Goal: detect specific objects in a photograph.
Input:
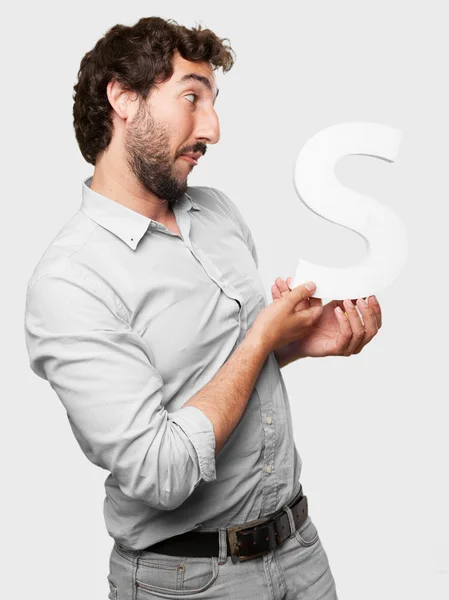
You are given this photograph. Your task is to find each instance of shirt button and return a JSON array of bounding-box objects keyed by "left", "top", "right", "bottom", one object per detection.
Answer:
[
  {"left": 150, "top": 222, "right": 157, "bottom": 228},
  {"left": 266, "top": 416, "right": 272, "bottom": 424},
  {"left": 265, "top": 464, "right": 272, "bottom": 473}
]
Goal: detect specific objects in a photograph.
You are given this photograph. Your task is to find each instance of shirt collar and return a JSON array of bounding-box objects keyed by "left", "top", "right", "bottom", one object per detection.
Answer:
[{"left": 80, "top": 176, "right": 201, "bottom": 251}]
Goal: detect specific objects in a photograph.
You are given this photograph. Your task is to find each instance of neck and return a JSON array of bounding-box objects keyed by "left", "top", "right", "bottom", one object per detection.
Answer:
[{"left": 90, "top": 163, "right": 171, "bottom": 222}]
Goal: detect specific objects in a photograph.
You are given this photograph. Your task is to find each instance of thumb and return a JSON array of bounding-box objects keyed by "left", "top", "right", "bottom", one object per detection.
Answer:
[{"left": 287, "top": 281, "right": 316, "bottom": 305}]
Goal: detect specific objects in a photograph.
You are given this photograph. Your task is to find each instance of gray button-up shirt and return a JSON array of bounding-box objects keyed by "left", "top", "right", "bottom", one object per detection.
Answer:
[{"left": 24, "top": 177, "right": 302, "bottom": 550}]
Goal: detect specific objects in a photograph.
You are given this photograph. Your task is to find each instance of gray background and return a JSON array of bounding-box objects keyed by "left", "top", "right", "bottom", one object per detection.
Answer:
[{"left": 3, "top": 1, "right": 447, "bottom": 598}]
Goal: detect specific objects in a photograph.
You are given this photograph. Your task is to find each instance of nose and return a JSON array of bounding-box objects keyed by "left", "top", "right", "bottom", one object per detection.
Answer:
[{"left": 195, "top": 106, "right": 220, "bottom": 145}]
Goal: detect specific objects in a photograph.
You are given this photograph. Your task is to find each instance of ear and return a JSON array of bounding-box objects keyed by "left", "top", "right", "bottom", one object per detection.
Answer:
[{"left": 106, "top": 79, "right": 139, "bottom": 121}]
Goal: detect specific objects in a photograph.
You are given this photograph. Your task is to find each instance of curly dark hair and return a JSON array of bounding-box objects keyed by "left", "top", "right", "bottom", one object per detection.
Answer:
[{"left": 72, "top": 16, "right": 235, "bottom": 165}]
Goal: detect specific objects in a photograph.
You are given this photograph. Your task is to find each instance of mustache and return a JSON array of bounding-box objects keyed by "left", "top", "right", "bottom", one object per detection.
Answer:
[{"left": 179, "top": 143, "right": 207, "bottom": 157}]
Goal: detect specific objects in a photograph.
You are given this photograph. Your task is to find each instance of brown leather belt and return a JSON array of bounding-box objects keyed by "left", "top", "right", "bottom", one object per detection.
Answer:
[{"left": 142, "top": 486, "right": 308, "bottom": 563}]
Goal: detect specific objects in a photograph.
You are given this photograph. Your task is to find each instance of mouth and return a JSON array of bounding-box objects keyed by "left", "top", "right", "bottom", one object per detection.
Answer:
[
  {"left": 178, "top": 154, "right": 200, "bottom": 165},
  {"left": 179, "top": 155, "right": 198, "bottom": 165}
]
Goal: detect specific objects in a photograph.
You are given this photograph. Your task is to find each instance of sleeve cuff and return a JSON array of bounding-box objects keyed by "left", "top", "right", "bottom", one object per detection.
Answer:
[{"left": 169, "top": 406, "right": 217, "bottom": 482}]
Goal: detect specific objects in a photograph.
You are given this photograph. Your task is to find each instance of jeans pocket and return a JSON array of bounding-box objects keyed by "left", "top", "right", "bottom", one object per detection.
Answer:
[
  {"left": 135, "top": 550, "right": 219, "bottom": 598},
  {"left": 107, "top": 576, "right": 118, "bottom": 599},
  {"left": 294, "top": 515, "right": 320, "bottom": 547}
]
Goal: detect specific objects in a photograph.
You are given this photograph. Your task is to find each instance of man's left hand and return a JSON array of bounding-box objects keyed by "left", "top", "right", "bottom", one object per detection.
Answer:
[{"left": 271, "top": 276, "right": 382, "bottom": 359}]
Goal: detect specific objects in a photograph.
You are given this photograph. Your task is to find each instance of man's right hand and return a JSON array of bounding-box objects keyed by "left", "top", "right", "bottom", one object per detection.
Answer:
[{"left": 247, "top": 281, "right": 323, "bottom": 354}]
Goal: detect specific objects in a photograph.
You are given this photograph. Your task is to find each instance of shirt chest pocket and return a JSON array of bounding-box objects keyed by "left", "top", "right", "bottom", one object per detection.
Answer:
[
  {"left": 233, "top": 260, "right": 266, "bottom": 318},
  {"left": 214, "top": 230, "right": 267, "bottom": 326}
]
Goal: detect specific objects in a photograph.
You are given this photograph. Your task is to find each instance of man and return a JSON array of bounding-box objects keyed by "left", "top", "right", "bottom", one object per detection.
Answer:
[{"left": 24, "top": 16, "right": 381, "bottom": 599}]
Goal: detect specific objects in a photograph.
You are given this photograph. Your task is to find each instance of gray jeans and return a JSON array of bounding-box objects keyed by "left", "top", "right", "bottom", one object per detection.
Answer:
[{"left": 107, "top": 508, "right": 339, "bottom": 599}]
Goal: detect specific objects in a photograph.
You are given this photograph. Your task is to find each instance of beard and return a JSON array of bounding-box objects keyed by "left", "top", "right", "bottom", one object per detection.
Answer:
[{"left": 124, "top": 101, "right": 189, "bottom": 207}]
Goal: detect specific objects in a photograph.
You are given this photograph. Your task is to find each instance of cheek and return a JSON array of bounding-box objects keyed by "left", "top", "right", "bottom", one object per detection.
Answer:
[
  {"left": 156, "top": 105, "right": 194, "bottom": 149},
  {"left": 174, "top": 122, "right": 195, "bottom": 149}
]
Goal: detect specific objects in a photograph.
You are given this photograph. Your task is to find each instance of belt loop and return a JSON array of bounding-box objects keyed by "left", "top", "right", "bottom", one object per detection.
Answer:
[
  {"left": 281, "top": 504, "right": 296, "bottom": 538},
  {"left": 290, "top": 484, "right": 303, "bottom": 507},
  {"left": 218, "top": 528, "right": 228, "bottom": 565}
]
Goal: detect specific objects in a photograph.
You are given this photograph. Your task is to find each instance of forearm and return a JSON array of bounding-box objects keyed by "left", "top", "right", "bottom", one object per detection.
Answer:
[{"left": 183, "top": 330, "right": 270, "bottom": 456}]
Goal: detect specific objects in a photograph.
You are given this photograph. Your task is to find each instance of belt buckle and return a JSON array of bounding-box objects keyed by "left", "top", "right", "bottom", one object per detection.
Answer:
[{"left": 227, "top": 517, "right": 277, "bottom": 564}]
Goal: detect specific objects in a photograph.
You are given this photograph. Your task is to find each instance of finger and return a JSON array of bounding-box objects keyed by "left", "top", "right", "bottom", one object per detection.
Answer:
[
  {"left": 295, "top": 295, "right": 322, "bottom": 313},
  {"left": 275, "top": 277, "right": 290, "bottom": 294},
  {"left": 334, "top": 299, "right": 349, "bottom": 318},
  {"left": 342, "top": 298, "right": 366, "bottom": 355},
  {"left": 294, "top": 298, "right": 312, "bottom": 312},
  {"left": 334, "top": 306, "right": 353, "bottom": 352},
  {"left": 289, "top": 281, "right": 317, "bottom": 306},
  {"left": 352, "top": 297, "right": 379, "bottom": 354},
  {"left": 368, "top": 295, "right": 382, "bottom": 329},
  {"left": 298, "top": 303, "right": 323, "bottom": 323},
  {"left": 348, "top": 298, "right": 358, "bottom": 318},
  {"left": 271, "top": 283, "right": 282, "bottom": 301}
]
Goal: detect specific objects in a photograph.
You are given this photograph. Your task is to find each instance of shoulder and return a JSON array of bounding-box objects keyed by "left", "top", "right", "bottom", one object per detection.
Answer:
[
  {"left": 186, "top": 185, "right": 228, "bottom": 208},
  {"left": 26, "top": 212, "right": 98, "bottom": 290},
  {"left": 25, "top": 254, "right": 129, "bottom": 323},
  {"left": 186, "top": 186, "right": 258, "bottom": 266},
  {"left": 186, "top": 186, "right": 244, "bottom": 226}
]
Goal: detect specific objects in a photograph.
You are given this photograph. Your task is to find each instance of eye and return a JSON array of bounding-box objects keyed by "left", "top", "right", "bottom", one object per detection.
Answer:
[{"left": 185, "top": 93, "right": 198, "bottom": 104}]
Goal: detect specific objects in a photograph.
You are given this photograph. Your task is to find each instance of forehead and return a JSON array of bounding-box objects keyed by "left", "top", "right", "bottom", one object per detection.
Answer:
[
  {"left": 171, "top": 50, "right": 214, "bottom": 78},
  {"left": 168, "top": 51, "right": 217, "bottom": 95}
]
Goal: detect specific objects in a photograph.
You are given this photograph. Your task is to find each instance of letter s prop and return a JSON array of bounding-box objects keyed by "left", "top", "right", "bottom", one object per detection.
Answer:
[{"left": 291, "top": 122, "right": 408, "bottom": 300}]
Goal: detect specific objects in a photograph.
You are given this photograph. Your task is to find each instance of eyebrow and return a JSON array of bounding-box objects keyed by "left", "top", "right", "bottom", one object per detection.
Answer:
[{"left": 177, "top": 73, "right": 220, "bottom": 101}]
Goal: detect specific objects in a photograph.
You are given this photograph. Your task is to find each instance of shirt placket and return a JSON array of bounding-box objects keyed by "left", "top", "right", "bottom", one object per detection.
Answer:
[
  {"left": 174, "top": 201, "right": 248, "bottom": 342},
  {"left": 256, "top": 355, "right": 278, "bottom": 517},
  {"left": 164, "top": 200, "right": 277, "bottom": 517}
]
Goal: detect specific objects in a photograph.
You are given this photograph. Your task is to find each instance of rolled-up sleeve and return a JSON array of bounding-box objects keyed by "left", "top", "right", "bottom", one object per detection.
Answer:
[
  {"left": 24, "top": 263, "right": 216, "bottom": 511},
  {"left": 168, "top": 407, "right": 216, "bottom": 482}
]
